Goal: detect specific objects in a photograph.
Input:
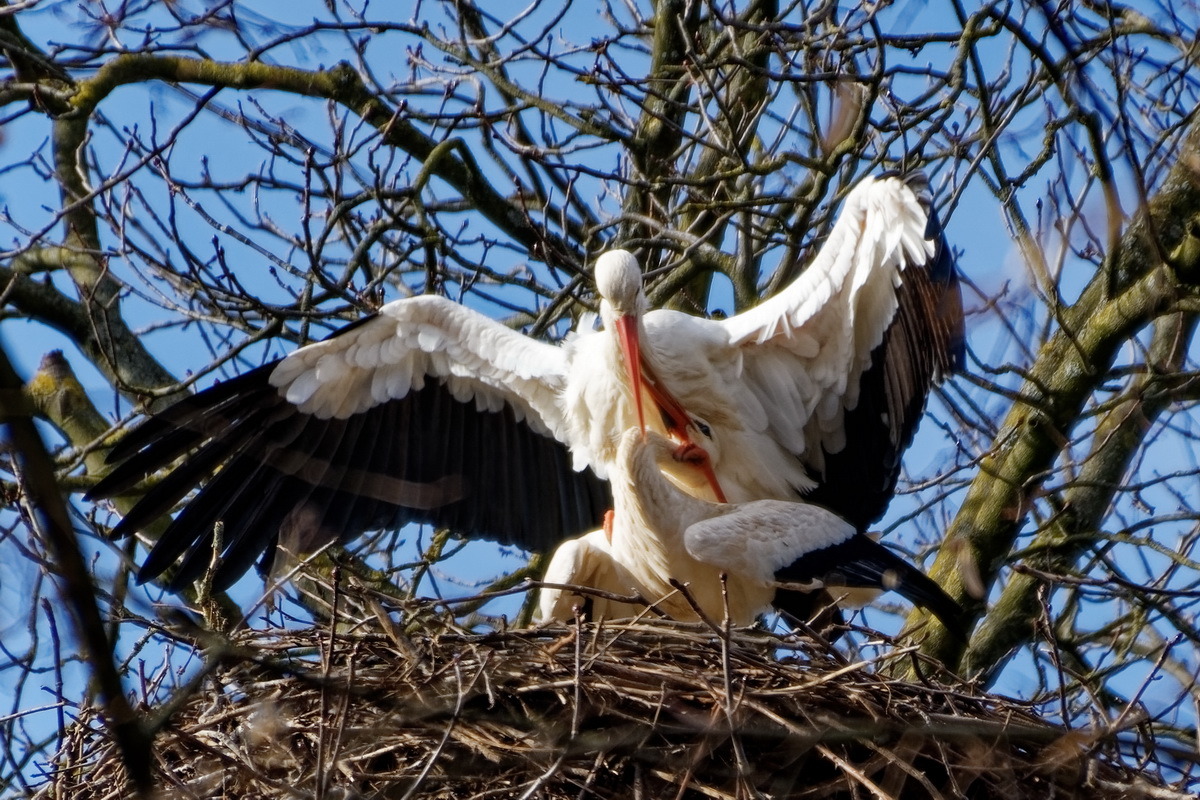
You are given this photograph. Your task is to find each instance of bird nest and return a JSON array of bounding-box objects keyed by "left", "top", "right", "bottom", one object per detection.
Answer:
[{"left": 36, "top": 600, "right": 1176, "bottom": 800}]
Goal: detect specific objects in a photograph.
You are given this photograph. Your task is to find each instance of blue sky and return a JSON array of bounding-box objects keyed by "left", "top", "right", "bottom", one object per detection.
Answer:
[{"left": 2, "top": 0, "right": 1198, "bottom": 786}]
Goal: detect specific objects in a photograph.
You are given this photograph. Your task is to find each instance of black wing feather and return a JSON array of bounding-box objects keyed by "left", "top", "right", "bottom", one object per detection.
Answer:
[
  {"left": 773, "top": 534, "right": 967, "bottom": 639},
  {"left": 804, "top": 173, "right": 964, "bottom": 528},
  {"left": 89, "top": 354, "right": 611, "bottom": 591},
  {"left": 102, "top": 366, "right": 277, "bottom": 467}
]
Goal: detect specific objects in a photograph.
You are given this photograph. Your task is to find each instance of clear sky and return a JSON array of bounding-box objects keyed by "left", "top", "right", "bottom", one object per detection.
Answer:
[{"left": 2, "top": 1, "right": 1197, "bottom": 787}]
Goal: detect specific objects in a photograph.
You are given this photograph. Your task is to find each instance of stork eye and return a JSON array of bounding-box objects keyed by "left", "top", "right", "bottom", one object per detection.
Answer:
[{"left": 693, "top": 420, "right": 712, "bottom": 438}]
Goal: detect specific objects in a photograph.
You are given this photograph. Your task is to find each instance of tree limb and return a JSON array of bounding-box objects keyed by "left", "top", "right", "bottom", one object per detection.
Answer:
[
  {"left": 70, "top": 55, "right": 586, "bottom": 271},
  {"left": 907, "top": 119, "right": 1200, "bottom": 671},
  {"left": 0, "top": 343, "right": 153, "bottom": 794}
]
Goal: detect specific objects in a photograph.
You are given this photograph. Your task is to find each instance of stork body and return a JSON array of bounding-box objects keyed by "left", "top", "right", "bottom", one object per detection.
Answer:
[
  {"left": 89, "top": 173, "right": 961, "bottom": 592},
  {"left": 604, "top": 430, "right": 774, "bottom": 623},
  {"left": 539, "top": 529, "right": 647, "bottom": 622},
  {"left": 539, "top": 430, "right": 967, "bottom": 636}
]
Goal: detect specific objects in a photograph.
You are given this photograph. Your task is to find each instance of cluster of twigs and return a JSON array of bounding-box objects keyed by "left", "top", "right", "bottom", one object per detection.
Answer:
[{"left": 34, "top": 592, "right": 1183, "bottom": 800}]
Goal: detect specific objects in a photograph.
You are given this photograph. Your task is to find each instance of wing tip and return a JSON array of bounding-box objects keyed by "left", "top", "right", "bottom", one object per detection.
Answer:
[
  {"left": 886, "top": 560, "right": 970, "bottom": 641},
  {"left": 773, "top": 533, "right": 969, "bottom": 640},
  {"left": 897, "top": 170, "right": 967, "bottom": 378}
]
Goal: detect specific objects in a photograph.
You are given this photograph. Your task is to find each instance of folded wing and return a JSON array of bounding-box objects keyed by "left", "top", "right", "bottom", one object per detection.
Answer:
[{"left": 684, "top": 498, "right": 966, "bottom": 638}]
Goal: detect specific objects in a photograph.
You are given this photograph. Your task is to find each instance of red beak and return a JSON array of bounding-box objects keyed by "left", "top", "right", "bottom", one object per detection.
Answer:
[
  {"left": 674, "top": 443, "right": 728, "bottom": 504},
  {"left": 613, "top": 313, "right": 728, "bottom": 503},
  {"left": 613, "top": 314, "right": 647, "bottom": 435}
]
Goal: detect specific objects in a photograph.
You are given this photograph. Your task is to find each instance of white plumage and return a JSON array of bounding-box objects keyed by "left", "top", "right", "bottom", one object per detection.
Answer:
[
  {"left": 539, "top": 429, "right": 966, "bottom": 635},
  {"left": 539, "top": 529, "right": 647, "bottom": 622},
  {"left": 91, "top": 173, "right": 961, "bottom": 600},
  {"left": 264, "top": 174, "right": 945, "bottom": 499},
  {"left": 540, "top": 429, "right": 813, "bottom": 624},
  {"left": 581, "top": 175, "right": 947, "bottom": 505}
]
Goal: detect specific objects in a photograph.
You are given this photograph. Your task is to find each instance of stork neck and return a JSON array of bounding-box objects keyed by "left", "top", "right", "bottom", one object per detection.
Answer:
[
  {"left": 620, "top": 440, "right": 712, "bottom": 533},
  {"left": 606, "top": 440, "right": 699, "bottom": 600}
]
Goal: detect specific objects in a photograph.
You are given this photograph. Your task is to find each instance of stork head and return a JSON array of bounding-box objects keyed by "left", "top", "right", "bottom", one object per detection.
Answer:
[
  {"left": 594, "top": 249, "right": 647, "bottom": 318},
  {"left": 620, "top": 424, "right": 727, "bottom": 503},
  {"left": 617, "top": 427, "right": 673, "bottom": 486},
  {"left": 595, "top": 250, "right": 729, "bottom": 503},
  {"left": 595, "top": 250, "right": 649, "bottom": 432},
  {"left": 663, "top": 415, "right": 727, "bottom": 501},
  {"left": 619, "top": 425, "right": 669, "bottom": 461}
]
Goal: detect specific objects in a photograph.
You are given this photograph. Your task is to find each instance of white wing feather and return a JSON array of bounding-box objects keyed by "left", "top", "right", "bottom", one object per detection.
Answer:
[
  {"left": 269, "top": 295, "right": 570, "bottom": 440},
  {"left": 720, "top": 175, "right": 935, "bottom": 465},
  {"left": 684, "top": 499, "right": 856, "bottom": 586}
]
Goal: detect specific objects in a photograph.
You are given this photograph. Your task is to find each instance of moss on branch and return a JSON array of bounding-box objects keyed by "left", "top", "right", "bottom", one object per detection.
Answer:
[
  {"left": 0, "top": 260, "right": 179, "bottom": 405},
  {"left": 961, "top": 312, "right": 1197, "bottom": 680},
  {"left": 25, "top": 350, "right": 113, "bottom": 477},
  {"left": 906, "top": 120, "right": 1200, "bottom": 672}
]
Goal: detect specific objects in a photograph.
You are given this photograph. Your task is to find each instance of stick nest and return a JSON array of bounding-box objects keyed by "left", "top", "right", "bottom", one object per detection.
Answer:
[{"left": 38, "top": 609, "right": 1177, "bottom": 799}]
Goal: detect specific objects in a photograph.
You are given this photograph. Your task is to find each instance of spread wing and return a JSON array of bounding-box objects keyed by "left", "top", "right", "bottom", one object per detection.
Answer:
[
  {"left": 88, "top": 295, "right": 610, "bottom": 591},
  {"left": 721, "top": 173, "right": 964, "bottom": 525}
]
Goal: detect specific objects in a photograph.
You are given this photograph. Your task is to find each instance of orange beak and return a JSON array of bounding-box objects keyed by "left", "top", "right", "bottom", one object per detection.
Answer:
[
  {"left": 674, "top": 443, "right": 728, "bottom": 504},
  {"left": 613, "top": 314, "right": 647, "bottom": 435},
  {"left": 613, "top": 313, "right": 728, "bottom": 503}
]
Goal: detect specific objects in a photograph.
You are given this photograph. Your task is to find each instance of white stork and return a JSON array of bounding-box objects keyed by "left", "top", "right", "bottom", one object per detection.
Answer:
[
  {"left": 590, "top": 175, "right": 962, "bottom": 514},
  {"left": 88, "top": 172, "right": 962, "bottom": 594},
  {"left": 539, "top": 428, "right": 966, "bottom": 638}
]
